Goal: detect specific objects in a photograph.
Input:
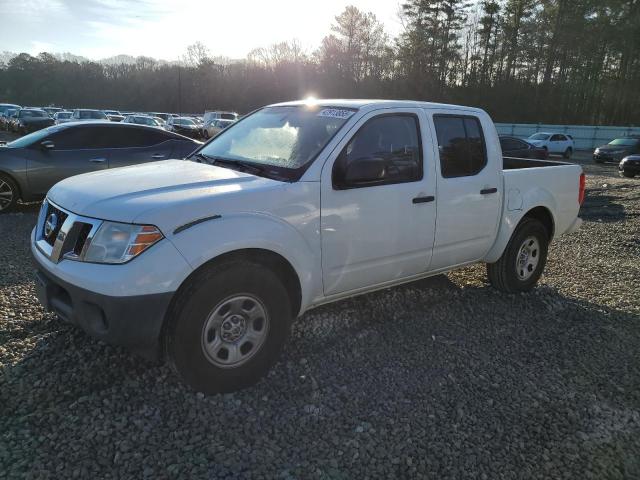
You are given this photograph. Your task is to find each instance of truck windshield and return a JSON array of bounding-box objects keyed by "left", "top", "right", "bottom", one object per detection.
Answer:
[{"left": 197, "top": 106, "right": 356, "bottom": 176}]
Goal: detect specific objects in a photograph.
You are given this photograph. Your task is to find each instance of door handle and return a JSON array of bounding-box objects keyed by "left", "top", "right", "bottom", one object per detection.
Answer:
[
  {"left": 89, "top": 157, "right": 106, "bottom": 163},
  {"left": 480, "top": 188, "right": 498, "bottom": 195},
  {"left": 151, "top": 154, "right": 166, "bottom": 159},
  {"left": 412, "top": 196, "right": 435, "bottom": 204}
]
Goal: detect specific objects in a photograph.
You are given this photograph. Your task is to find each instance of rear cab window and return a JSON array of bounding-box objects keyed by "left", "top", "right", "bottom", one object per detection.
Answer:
[{"left": 433, "top": 114, "right": 487, "bottom": 178}]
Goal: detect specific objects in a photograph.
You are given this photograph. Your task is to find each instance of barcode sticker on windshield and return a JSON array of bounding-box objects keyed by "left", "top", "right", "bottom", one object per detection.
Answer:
[{"left": 318, "top": 108, "right": 355, "bottom": 119}]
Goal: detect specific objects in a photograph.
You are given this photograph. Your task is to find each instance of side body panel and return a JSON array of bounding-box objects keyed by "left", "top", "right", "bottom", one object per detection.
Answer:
[
  {"left": 108, "top": 140, "right": 175, "bottom": 168},
  {"left": 483, "top": 164, "right": 582, "bottom": 263},
  {"left": 162, "top": 182, "right": 323, "bottom": 313}
]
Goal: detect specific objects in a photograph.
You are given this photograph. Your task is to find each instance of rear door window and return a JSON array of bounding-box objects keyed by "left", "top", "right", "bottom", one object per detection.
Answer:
[
  {"left": 49, "top": 126, "right": 172, "bottom": 149},
  {"left": 49, "top": 127, "right": 106, "bottom": 149},
  {"left": 101, "top": 126, "right": 172, "bottom": 148},
  {"left": 434, "top": 115, "right": 487, "bottom": 178}
]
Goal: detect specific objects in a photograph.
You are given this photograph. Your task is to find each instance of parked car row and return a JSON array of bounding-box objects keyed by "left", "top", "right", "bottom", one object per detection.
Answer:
[
  {"left": 501, "top": 129, "right": 639, "bottom": 178},
  {"left": 1, "top": 103, "right": 238, "bottom": 141}
]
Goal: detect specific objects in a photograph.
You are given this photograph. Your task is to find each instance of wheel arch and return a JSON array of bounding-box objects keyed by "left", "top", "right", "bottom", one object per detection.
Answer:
[
  {"left": 522, "top": 206, "right": 555, "bottom": 239},
  {"left": 483, "top": 204, "right": 555, "bottom": 264},
  {"left": 168, "top": 247, "right": 303, "bottom": 322}
]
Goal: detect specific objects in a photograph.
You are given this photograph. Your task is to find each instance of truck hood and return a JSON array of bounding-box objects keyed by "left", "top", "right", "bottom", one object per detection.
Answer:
[{"left": 48, "top": 159, "right": 285, "bottom": 229}]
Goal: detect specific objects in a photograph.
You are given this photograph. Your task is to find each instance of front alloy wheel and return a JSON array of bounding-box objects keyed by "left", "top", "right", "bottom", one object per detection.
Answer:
[{"left": 0, "top": 175, "right": 18, "bottom": 213}]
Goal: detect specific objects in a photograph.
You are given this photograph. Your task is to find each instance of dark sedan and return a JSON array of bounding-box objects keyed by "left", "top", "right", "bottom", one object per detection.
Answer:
[
  {"left": 619, "top": 155, "right": 640, "bottom": 178},
  {"left": 499, "top": 135, "right": 548, "bottom": 159},
  {"left": 12, "top": 108, "right": 54, "bottom": 134},
  {"left": 594, "top": 137, "right": 640, "bottom": 163},
  {"left": 167, "top": 117, "right": 203, "bottom": 139},
  {"left": 0, "top": 121, "right": 201, "bottom": 212}
]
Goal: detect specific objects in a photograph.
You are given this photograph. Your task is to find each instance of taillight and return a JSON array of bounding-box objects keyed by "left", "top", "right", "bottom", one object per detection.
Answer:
[{"left": 578, "top": 173, "right": 586, "bottom": 205}]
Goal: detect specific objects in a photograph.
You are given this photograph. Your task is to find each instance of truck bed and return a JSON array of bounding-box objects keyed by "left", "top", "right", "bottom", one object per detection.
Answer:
[{"left": 503, "top": 156, "right": 572, "bottom": 170}]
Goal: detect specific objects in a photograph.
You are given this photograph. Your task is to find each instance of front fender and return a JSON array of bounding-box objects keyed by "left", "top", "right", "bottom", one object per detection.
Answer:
[
  {"left": 167, "top": 212, "right": 321, "bottom": 312},
  {"left": 483, "top": 187, "right": 557, "bottom": 264}
]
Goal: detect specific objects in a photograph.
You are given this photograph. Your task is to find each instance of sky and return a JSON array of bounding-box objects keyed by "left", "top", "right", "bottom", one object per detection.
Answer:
[{"left": 0, "top": 0, "right": 405, "bottom": 61}]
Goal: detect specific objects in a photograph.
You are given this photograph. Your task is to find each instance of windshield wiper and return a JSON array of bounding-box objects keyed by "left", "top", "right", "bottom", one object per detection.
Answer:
[
  {"left": 190, "top": 152, "right": 214, "bottom": 164},
  {"left": 190, "top": 153, "right": 290, "bottom": 181},
  {"left": 210, "top": 157, "right": 268, "bottom": 176}
]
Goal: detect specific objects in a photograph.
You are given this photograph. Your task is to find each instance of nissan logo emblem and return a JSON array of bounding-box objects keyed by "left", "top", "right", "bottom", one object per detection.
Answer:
[{"left": 44, "top": 212, "right": 58, "bottom": 239}]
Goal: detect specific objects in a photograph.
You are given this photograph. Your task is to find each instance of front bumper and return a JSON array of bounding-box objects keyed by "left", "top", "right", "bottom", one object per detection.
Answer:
[
  {"left": 31, "top": 224, "right": 192, "bottom": 360},
  {"left": 594, "top": 153, "right": 623, "bottom": 162},
  {"left": 34, "top": 267, "right": 172, "bottom": 360}
]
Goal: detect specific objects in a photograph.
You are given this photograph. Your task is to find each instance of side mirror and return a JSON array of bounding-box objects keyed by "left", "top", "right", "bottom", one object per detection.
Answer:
[
  {"left": 40, "top": 140, "right": 55, "bottom": 150},
  {"left": 335, "top": 156, "right": 386, "bottom": 189}
]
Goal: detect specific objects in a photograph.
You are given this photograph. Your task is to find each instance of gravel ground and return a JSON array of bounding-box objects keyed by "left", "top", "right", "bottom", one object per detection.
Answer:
[{"left": 1, "top": 159, "right": 639, "bottom": 479}]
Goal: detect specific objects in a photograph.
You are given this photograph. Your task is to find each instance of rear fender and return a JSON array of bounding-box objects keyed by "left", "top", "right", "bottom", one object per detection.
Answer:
[{"left": 483, "top": 187, "right": 557, "bottom": 263}]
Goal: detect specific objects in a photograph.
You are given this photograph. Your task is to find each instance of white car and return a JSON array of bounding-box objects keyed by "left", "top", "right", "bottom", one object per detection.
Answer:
[
  {"left": 123, "top": 114, "right": 164, "bottom": 128},
  {"left": 31, "top": 99, "right": 584, "bottom": 394},
  {"left": 203, "top": 110, "right": 238, "bottom": 124},
  {"left": 53, "top": 111, "right": 73, "bottom": 124},
  {"left": 71, "top": 109, "right": 109, "bottom": 122},
  {"left": 527, "top": 132, "right": 574, "bottom": 158},
  {"left": 203, "top": 118, "right": 235, "bottom": 139}
]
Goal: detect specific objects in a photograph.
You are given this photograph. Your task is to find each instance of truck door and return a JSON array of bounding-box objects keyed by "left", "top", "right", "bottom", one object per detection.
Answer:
[
  {"left": 428, "top": 112, "right": 502, "bottom": 270},
  {"left": 320, "top": 108, "right": 437, "bottom": 296}
]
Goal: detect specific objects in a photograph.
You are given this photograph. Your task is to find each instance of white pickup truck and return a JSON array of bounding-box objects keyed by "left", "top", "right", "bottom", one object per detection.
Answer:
[{"left": 32, "top": 100, "right": 585, "bottom": 393}]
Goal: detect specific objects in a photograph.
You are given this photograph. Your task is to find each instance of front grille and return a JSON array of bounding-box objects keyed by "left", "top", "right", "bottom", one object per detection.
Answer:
[
  {"left": 73, "top": 223, "right": 93, "bottom": 256},
  {"left": 43, "top": 203, "right": 69, "bottom": 246},
  {"left": 36, "top": 200, "right": 102, "bottom": 264}
]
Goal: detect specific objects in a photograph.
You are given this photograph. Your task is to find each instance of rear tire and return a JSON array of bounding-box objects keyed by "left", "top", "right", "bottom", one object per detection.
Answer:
[
  {"left": 0, "top": 173, "right": 19, "bottom": 213},
  {"left": 594, "top": 158, "right": 604, "bottom": 164},
  {"left": 622, "top": 171, "right": 635, "bottom": 178},
  {"left": 487, "top": 218, "right": 549, "bottom": 293},
  {"left": 165, "top": 259, "right": 292, "bottom": 394}
]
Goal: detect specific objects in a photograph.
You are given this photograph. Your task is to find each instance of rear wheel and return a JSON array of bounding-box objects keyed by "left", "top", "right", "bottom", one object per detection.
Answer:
[
  {"left": 203, "top": 129, "right": 209, "bottom": 139},
  {"left": 594, "top": 158, "right": 604, "bottom": 164},
  {"left": 0, "top": 174, "right": 18, "bottom": 213},
  {"left": 622, "top": 171, "right": 635, "bottom": 178},
  {"left": 165, "top": 259, "right": 292, "bottom": 394},
  {"left": 487, "top": 218, "right": 549, "bottom": 293}
]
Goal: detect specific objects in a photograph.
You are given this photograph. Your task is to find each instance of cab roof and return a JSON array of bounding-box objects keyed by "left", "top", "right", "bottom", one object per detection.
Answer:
[{"left": 271, "top": 98, "right": 486, "bottom": 114}]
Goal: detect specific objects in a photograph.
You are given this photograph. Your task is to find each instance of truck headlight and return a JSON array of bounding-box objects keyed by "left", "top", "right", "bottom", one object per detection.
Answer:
[{"left": 84, "top": 222, "right": 163, "bottom": 264}]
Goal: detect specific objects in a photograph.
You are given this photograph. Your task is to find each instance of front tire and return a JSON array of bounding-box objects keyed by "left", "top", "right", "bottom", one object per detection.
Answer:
[
  {"left": 563, "top": 147, "right": 572, "bottom": 159},
  {"left": 165, "top": 259, "right": 292, "bottom": 394},
  {"left": 622, "top": 171, "right": 635, "bottom": 178},
  {"left": 487, "top": 218, "right": 549, "bottom": 293},
  {"left": 0, "top": 173, "right": 19, "bottom": 213}
]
